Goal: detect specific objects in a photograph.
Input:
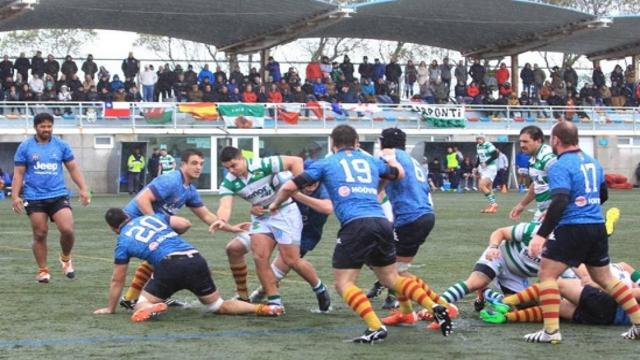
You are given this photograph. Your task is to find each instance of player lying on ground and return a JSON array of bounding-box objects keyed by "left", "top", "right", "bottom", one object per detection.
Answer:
[
  {"left": 94, "top": 209, "right": 284, "bottom": 321},
  {"left": 270, "top": 125, "right": 452, "bottom": 343},
  {"left": 480, "top": 263, "right": 640, "bottom": 328}
]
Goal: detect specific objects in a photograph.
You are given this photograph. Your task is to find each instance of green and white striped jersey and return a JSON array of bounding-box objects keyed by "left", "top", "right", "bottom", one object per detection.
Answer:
[
  {"left": 219, "top": 156, "right": 289, "bottom": 207},
  {"left": 500, "top": 222, "right": 541, "bottom": 278},
  {"left": 476, "top": 141, "right": 498, "bottom": 167},
  {"left": 528, "top": 144, "right": 556, "bottom": 205},
  {"left": 158, "top": 154, "right": 175, "bottom": 174}
]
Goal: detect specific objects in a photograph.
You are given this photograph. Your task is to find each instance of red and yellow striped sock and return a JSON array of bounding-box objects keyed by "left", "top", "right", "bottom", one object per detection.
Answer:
[
  {"left": 503, "top": 283, "right": 540, "bottom": 306},
  {"left": 506, "top": 306, "right": 544, "bottom": 323},
  {"left": 415, "top": 276, "right": 449, "bottom": 307},
  {"left": 124, "top": 261, "right": 154, "bottom": 302},
  {"left": 342, "top": 284, "right": 382, "bottom": 330},
  {"left": 394, "top": 277, "right": 436, "bottom": 312},
  {"left": 397, "top": 295, "right": 413, "bottom": 314},
  {"left": 230, "top": 262, "right": 249, "bottom": 299},
  {"left": 539, "top": 280, "right": 560, "bottom": 333},
  {"left": 606, "top": 279, "right": 640, "bottom": 324}
]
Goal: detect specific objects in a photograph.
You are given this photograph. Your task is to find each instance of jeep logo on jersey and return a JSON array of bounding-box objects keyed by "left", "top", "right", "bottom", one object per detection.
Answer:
[
  {"left": 33, "top": 161, "right": 58, "bottom": 171},
  {"left": 246, "top": 186, "right": 272, "bottom": 200}
]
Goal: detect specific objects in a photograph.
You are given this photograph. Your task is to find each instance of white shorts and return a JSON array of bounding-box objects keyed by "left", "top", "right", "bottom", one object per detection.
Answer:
[
  {"left": 517, "top": 168, "right": 529, "bottom": 176},
  {"left": 235, "top": 231, "right": 251, "bottom": 251},
  {"left": 476, "top": 248, "right": 529, "bottom": 293},
  {"left": 250, "top": 203, "right": 302, "bottom": 246},
  {"left": 532, "top": 200, "right": 551, "bottom": 222},
  {"left": 478, "top": 166, "right": 497, "bottom": 182}
]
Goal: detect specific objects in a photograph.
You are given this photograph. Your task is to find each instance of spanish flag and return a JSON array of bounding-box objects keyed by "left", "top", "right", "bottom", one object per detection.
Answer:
[{"left": 177, "top": 102, "right": 218, "bottom": 121}]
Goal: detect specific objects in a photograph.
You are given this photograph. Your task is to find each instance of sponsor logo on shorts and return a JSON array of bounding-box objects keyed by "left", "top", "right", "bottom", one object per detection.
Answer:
[{"left": 338, "top": 186, "right": 351, "bottom": 197}]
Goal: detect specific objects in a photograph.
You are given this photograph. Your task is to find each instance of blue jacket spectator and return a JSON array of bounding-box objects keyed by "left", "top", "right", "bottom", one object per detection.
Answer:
[
  {"left": 515, "top": 151, "right": 531, "bottom": 170},
  {"left": 372, "top": 59, "right": 385, "bottom": 81},
  {"left": 110, "top": 75, "right": 124, "bottom": 92},
  {"left": 267, "top": 57, "right": 281, "bottom": 82},
  {"left": 361, "top": 81, "right": 374, "bottom": 97},
  {"left": 313, "top": 80, "right": 327, "bottom": 99},
  {"left": 197, "top": 65, "right": 214, "bottom": 85}
]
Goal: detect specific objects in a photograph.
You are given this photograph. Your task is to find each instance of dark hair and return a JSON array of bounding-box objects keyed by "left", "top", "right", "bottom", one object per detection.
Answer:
[
  {"left": 105, "top": 208, "right": 128, "bottom": 229},
  {"left": 380, "top": 127, "right": 406, "bottom": 150},
  {"left": 520, "top": 125, "right": 544, "bottom": 143},
  {"left": 181, "top": 148, "right": 204, "bottom": 163},
  {"left": 551, "top": 121, "right": 578, "bottom": 146},
  {"left": 331, "top": 125, "right": 358, "bottom": 148},
  {"left": 33, "top": 112, "right": 54, "bottom": 127},
  {"left": 220, "top": 146, "right": 242, "bottom": 162}
]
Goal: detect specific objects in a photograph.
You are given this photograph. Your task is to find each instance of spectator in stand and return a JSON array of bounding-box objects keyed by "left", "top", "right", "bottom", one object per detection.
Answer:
[
  {"left": 564, "top": 96, "right": 576, "bottom": 120},
  {"left": 140, "top": 65, "right": 157, "bottom": 102},
  {"left": 229, "top": 65, "right": 244, "bottom": 87},
  {"left": 467, "top": 81, "right": 481, "bottom": 103},
  {"left": 29, "top": 74, "right": 44, "bottom": 96},
  {"left": 187, "top": 83, "right": 203, "bottom": 102},
  {"left": 201, "top": 84, "right": 215, "bottom": 102},
  {"left": 214, "top": 65, "right": 227, "bottom": 84},
  {"left": 428, "top": 60, "right": 440, "bottom": 87},
  {"left": 565, "top": 80, "right": 577, "bottom": 99},
  {"left": 86, "top": 85, "right": 99, "bottom": 102},
  {"left": 592, "top": 64, "right": 605, "bottom": 89},
  {"left": 228, "top": 86, "right": 242, "bottom": 102},
  {"left": 58, "top": 84, "right": 72, "bottom": 101},
  {"left": 520, "top": 63, "right": 534, "bottom": 96},
  {"left": 97, "top": 72, "right": 111, "bottom": 93},
  {"left": 404, "top": 59, "right": 417, "bottom": 97},
  {"left": 257, "top": 85, "right": 268, "bottom": 103},
  {"left": 110, "top": 74, "right": 124, "bottom": 92},
  {"left": 289, "top": 84, "right": 306, "bottom": 103},
  {"left": 184, "top": 64, "right": 197, "bottom": 86},
  {"left": 434, "top": 78, "right": 448, "bottom": 104},
  {"left": 360, "top": 78, "right": 375, "bottom": 102},
  {"left": 14, "top": 52, "right": 30, "bottom": 83},
  {"left": 579, "top": 83, "right": 595, "bottom": 106},
  {"left": 611, "top": 64, "right": 624, "bottom": 87},
  {"left": 312, "top": 78, "right": 327, "bottom": 100},
  {"left": 113, "top": 87, "right": 127, "bottom": 102},
  {"left": 385, "top": 57, "right": 402, "bottom": 85},
  {"left": 66, "top": 74, "right": 82, "bottom": 93},
  {"left": 374, "top": 78, "right": 393, "bottom": 104},
  {"left": 248, "top": 67, "right": 261, "bottom": 85},
  {"left": 267, "top": 83, "right": 283, "bottom": 103},
  {"left": 124, "top": 76, "right": 135, "bottom": 92},
  {"left": 454, "top": 80, "right": 468, "bottom": 103},
  {"left": 499, "top": 81, "right": 512, "bottom": 98},
  {"left": 146, "top": 148, "right": 160, "bottom": 185},
  {"left": 330, "top": 61, "right": 343, "bottom": 84},
  {"left": 157, "top": 64, "right": 173, "bottom": 101},
  {"left": 460, "top": 157, "right": 476, "bottom": 191},
  {"left": 635, "top": 83, "right": 640, "bottom": 105},
  {"left": 173, "top": 73, "right": 189, "bottom": 102},
  {"left": 31, "top": 51, "right": 45, "bottom": 79},
  {"left": 60, "top": 55, "right": 78, "bottom": 80},
  {"left": 611, "top": 81, "right": 626, "bottom": 107},
  {"left": 82, "top": 73, "right": 95, "bottom": 91},
  {"left": 337, "top": 84, "right": 357, "bottom": 104},
  {"left": 600, "top": 84, "right": 612, "bottom": 106},
  {"left": 306, "top": 58, "right": 322, "bottom": 83},
  {"left": 318, "top": 56, "right": 331, "bottom": 80},
  {"left": 440, "top": 57, "right": 453, "bottom": 92},
  {"left": 372, "top": 58, "right": 385, "bottom": 82},
  {"left": 284, "top": 67, "right": 301, "bottom": 87},
  {"left": 469, "top": 58, "right": 485, "bottom": 85},
  {"left": 455, "top": 60, "right": 467, "bottom": 85},
  {"left": 44, "top": 54, "right": 59, "bottom": 80},
  {"left": 496, "top": 62, "right": 509, "bottom": 89},
  {"left": 197, "top": 64, "right": 214, "bottom": 85},
  {"left": 539, "top": 80, "right": 552, "bottom": 101},
  {"left": 445, "top": 147, "right": 460, "bottom": 191},
  {"left": 0, "top": 54, "right": 13, "bottom": 81},
  {"left": 72, "top": 85, "right": 86, "bottom": 102},
  {"left": 624, "top": 65, "right": 635, "bottom": 91},
  {"left": 532, "top": 63, "right": 546, "bottom": 95},
  {"left": 564, "top": 64, "right": 578, "bottom": 89},
  {"left": 266, "top": 56, "right": 281, "bottom": 83},
  {"left": 428, "top": 158, "right": 444, "bottom": 191},
  {"left": 519, "top": 90, "right": 531, "bottom": 106},
  {"left": 98, "top": 86, "right": 112, "bottom": 102},
  {"left": 19, "top": 83, "right": 34, "bottom": 103},
  {"left": 216, "top": 86, "right": 230, "bottom": 102},
  {"left": 121, "top": 52, "right": 139, "bottom": 80},
  {"left": 555, "top": 81, "right": 567, "bottom": 99},
  {"left": 493, "top": 150, "right": 509, "bottom": 192},
  {"left": 507, "top": 91, "right": 519, "bottom": 106},
  {"left": 358, "top": 56, "right": 373, "bottom": 81},
  {"left": 340, "top": 55, "right": 354, "bottom": 82},
  {"left": 546, "top": 90, "right": 565, "bottom": 120},
  {"left": 242, "top": 84, "right": 257, "bottom": 103},
  {"left": 417, "top": 61, "right": 429, "bottom": 96},
  {"left": 126, "top": 86, "right": 142, "bottom": 102},
  {"left": 81, "top": 54, "right": 97, "bottom": 80},
  {"left": 550, "top": 66, "right": 563, "bottom": 89}
]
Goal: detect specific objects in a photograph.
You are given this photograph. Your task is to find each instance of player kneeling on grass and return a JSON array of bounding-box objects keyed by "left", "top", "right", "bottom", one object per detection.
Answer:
[
  {"left": 480, "top": 263, "right": 640, "bottom": 328},
  {"left": 94, "top": 208, "right": 284, "bottom": 321}
]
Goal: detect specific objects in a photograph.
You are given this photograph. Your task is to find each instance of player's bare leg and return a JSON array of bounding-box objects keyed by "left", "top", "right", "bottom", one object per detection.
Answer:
[
  {"left": 250, "top": 234, "right": 280, "bottom": 304},
  {"left": 29, "top": 212, "right": 50, "bottom": 282},
  {"left": 199, "top": 291, "right": 283, "bottom": 316},
  {"left": 479, "top": 177, "right": 497, "bottom": 213},
  {"left": 279, "top": 243, "right": 330, "bottom": 311},
  {"left": 52, "top": 208, "right": 75, "bottom": 278},
  {"left": 131, "top": 291, "right": 169, "bottom": 322}
]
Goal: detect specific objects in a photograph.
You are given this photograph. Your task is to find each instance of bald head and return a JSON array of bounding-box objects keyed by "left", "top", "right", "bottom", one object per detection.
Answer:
[{"left": 551, "top": 121, "right": 578, "bottom": 147}]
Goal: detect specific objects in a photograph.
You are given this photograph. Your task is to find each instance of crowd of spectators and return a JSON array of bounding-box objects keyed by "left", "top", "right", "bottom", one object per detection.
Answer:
[{"left": 0, "top": 50, "right": 638, "bottom": 111}]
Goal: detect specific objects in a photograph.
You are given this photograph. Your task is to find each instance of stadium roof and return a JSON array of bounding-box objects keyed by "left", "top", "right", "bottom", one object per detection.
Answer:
[{"left": 0, "top": 0, "right": 638, "bottom": 60}]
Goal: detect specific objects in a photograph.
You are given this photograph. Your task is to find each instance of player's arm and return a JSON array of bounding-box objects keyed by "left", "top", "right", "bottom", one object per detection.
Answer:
[
  {"left": 191, "top": 205, "right": 248, "bottom": 233},
  {"left": 600, "top": 181, "right": 608, "bottom": 205},
  {"left": 94, "top": 263, "right": 128, "bottom": 314},
  {"left": 510, "top": 184, "right": 535, "bottom": 220},
  {"left": 485, "top": 226, "right": 511, "bottom": 260},
  {"left": 379, "top": 148, "right": 405, "bottom": 180},
  {"left": 530, "top": 190, "right": 569, "bottom": 257},
  {"left": 64, "top": 160, "right": 90, "bottom": 206},
  {"left": 292, "top": 191, "right": 333, "bottom": 215},
  {"left": 135, "top": 188, "right": 157, "bottom": 215},
  {"left": 11, "top": 165, "right": 25, "bottom": 214},
  {"left": 281, "top": 155, "right": 304, "bottom": 176},
  {"left": 169, "top": 215, "right": 192, "bottom": 234},
  {"left": 269, "top": 179, "right": 299, "bottom": 212}
]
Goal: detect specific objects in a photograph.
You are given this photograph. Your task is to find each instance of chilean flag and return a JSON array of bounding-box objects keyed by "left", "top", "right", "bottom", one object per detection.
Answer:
[{"left": 104, "top": 101, "right": 131, "bottom": 117}]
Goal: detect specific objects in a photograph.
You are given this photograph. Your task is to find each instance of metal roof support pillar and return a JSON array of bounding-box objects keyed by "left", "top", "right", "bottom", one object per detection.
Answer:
[
  {"left": 260, "top": 49, "right": 270, "bottom": 84},
  {"left": 633, "top": 55, "right": 639, "bottom": 83},
  {"left": 511, "top": 54, "right": 519, "bottom": 95}
]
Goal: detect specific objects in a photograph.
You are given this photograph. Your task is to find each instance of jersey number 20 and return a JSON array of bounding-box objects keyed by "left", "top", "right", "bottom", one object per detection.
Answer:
[{"left": 124, "top": 216, "right": 168, "bottom": 243}]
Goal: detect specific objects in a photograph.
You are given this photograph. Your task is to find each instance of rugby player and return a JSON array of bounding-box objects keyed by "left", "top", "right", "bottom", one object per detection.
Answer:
[{"left": 475, "top": 135, "right": 499, "bottom": 213}]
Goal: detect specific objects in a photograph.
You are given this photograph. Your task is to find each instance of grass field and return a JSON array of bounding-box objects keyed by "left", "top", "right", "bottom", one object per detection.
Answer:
[{"left": 0, "top": 191, "right": 638, "bottom": 359}]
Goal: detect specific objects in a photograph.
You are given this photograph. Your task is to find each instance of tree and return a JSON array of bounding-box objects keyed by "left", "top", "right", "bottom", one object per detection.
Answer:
[
  {"left": 0, "top": 29, "right": 97, "bottom": 57},
  {"left": 133, "top": 33, "right": 222, "bottom": 68}
]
